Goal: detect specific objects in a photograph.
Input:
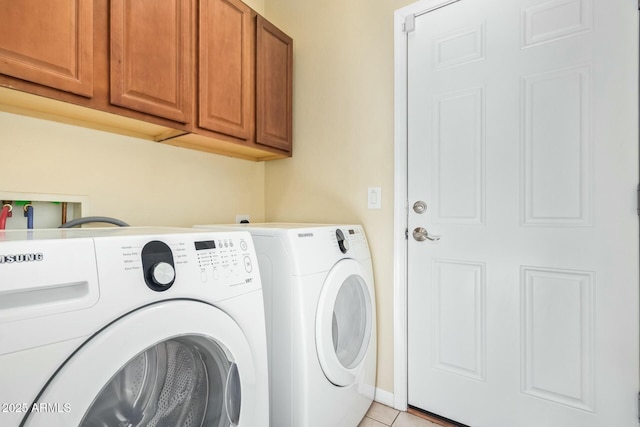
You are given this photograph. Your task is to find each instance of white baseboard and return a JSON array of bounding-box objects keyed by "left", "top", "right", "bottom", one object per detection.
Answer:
[{"left": 374, "top": 388, "right": 395, "bottom": 408}]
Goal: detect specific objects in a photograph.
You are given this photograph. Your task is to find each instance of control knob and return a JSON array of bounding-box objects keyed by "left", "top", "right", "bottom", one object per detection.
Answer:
[
  {"left": 141, "top": 240, "right": 176, "bottom": 291},
  {"left": 336, "top": 229, "right": 349, "bottom": 254},
  {"left": 150, "top": 262, "right": 175, "bottom": 287}
]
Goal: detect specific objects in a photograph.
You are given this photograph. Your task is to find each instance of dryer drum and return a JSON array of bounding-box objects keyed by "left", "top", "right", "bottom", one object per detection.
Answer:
[
  {"left": 79, "top": 336, "right": 238, "bottom": 427},
  {"left": 331, "top": 274, "right": 371, "bottom": 370},
  {"left": 316, "top": 257, "right": 375, "bottom": 388}
]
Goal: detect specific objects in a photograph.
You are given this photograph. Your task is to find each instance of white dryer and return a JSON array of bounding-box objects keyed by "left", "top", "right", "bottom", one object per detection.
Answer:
[
  {"left": 0, "top": 227, "right": 268, "bottom": 427},
  {"left": 196, "top": 223, "right": 377, "bottom": 427}
]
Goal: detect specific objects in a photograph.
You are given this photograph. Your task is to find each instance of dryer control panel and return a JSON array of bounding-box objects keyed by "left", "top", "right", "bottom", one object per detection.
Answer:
[
  {"left": 285, "top": 225, "right": 371, "bottom": 275},
  {"left": 333, "top": 226, "right": 369, "bottom": 256}
]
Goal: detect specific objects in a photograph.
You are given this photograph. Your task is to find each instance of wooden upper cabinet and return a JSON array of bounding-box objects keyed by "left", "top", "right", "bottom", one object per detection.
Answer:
[
  {"left": 0, "top": 0, "right": 93, "bottom": 97},
  {"left": 199, "top": 0, "right": 253, "bottom": 140},
  {"left": 0, "top": 0, "right": 292, "bottom": 159},
  {"left": 256, "top": 16, "right": 293, "bottom": 152},
  {"left": 110, "top": 0, "right": 194, "bottom": 123}
]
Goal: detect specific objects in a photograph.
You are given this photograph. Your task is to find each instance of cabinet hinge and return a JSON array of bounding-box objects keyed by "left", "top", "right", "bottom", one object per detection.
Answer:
[
  {"left": 637, "top": 391, "right": 640, "bottom": 421},
  {"left": 403, "top": 14, "right": 416, "bottom": 33},
  {"left": 405, "top": 228, "right": 409, "bottom": 239},
  {"left": 637, "top": 185, "right": 640, "bottom": 216}
]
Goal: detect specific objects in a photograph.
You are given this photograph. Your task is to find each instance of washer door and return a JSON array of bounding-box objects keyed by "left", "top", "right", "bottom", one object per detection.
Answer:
[
  {"left": 23, "top": 300, "right": 257, "bottom": 427},
  {"left": 315, "top": 259, "right": 374, "bottom": 386}
]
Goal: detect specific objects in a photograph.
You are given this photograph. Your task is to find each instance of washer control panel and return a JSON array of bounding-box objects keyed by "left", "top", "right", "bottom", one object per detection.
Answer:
[
  {"left": 193, "top": 235, "right": 256, "bottom": 290},
  {"left": 111, "top": 230, "right": 260, "bottom": 298}
]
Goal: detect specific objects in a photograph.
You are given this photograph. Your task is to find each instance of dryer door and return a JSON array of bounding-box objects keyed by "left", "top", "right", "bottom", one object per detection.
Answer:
[
  {"left": 316, "top": 259, "right": 374, "bottom": 386},
  {"left": 22, "top": 300, "right": 259, "bottom": 427}
]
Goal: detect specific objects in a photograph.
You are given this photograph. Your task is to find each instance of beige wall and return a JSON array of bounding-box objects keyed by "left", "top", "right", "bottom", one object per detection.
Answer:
[
  {"left": 264, "top": 0, "right": 414, "bottom": 393},
  {"left": 0, "top": 112, "right": 265, "bottom": 226},
  {"left": 247, "top": 0, "right": 265, "bottom": 14}
]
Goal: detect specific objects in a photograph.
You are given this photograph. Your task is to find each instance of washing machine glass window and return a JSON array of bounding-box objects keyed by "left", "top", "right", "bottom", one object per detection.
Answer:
[
  {"left": 332, "top": 274, "right": 370, "bottom": 369},
  {"left": 80, "top": 335, "right": 240, "bottom": 427},
  {"left": 316, "top": 259, "right": 374, "bottom": 387},
  {"left": 21, "top": 300, "right": 257, "bottom": 427}
]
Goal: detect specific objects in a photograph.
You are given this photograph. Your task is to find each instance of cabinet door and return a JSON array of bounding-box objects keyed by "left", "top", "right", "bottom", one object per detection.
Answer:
[
  {"left": 256, "top": 16, "right": 293, "bottom": 152},
  {"left": 199, "top": 0, "right": 252, "bottom": 140},
  {"left": 0, "top": 0, "right": 93, "bottom": 97},
  {"left": 110, "top": 0, "right": 193, "bottom": 123}
]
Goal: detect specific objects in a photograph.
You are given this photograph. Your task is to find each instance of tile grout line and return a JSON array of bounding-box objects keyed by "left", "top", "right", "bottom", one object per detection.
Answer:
[{"left": 389, "top": 410, "right": 399, "bottom": 426}]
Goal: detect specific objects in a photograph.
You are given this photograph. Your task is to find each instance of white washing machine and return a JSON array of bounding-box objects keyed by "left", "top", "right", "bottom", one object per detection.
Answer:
[
  {"left": 0, "top": 227, "right": 268, "bottom": 427},
  {"left": 196, "top": 223, "right": 377, "bottom": 427}
]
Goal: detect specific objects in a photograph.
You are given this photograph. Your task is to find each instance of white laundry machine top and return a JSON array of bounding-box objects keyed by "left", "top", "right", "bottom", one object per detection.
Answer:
[
  {"left": 195, "top": 223, "right": 371, "bottom": 276},
  {"left": 0, "top": 225, "right": 205, "bottom": 241}
]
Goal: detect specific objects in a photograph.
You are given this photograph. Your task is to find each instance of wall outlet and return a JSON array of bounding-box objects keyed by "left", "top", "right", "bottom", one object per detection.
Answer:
[
  {"left": 235, "top": 214, "right": 250, "bottom": 224},
  {"left": 0, "top": 192, "right": 88, "bottom": 229}
]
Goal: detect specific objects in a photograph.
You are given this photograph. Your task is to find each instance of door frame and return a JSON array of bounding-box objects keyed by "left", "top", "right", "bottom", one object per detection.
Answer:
[
  {"left": 392, "top": 2, "right": 409, "bottom": 411},
  {"left": 393, "top": 0, "right": 461, "bottom": 411}
]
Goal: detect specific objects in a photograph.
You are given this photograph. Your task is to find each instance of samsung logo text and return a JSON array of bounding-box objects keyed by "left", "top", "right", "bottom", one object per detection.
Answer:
[{"left": 0, "top": 253, "right": 44, "bottom": 264}]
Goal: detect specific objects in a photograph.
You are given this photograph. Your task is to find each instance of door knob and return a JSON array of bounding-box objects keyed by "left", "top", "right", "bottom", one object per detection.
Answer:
[
  {"left": 413, "top": 201, "right": 427, "bottom": 214},
  {"left": 413, "top": 227, "right": 441, "bottom": 242}
]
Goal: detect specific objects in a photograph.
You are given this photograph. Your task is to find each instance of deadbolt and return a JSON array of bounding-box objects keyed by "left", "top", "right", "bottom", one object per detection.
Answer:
[{"left": 413, "top": 201, "right": 427, "bottom": 214}]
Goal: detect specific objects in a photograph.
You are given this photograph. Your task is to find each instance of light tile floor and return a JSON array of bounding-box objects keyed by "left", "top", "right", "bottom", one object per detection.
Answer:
[{"left": 358, "top": 402, "right": 444, "bottom": 427}]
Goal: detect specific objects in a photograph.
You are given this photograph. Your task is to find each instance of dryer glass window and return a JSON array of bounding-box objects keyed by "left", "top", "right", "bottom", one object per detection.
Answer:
[
  {"left": 79, "top": 336, "right": 240, "bottom": 427},
  {"left": 332, "top": 274, "right": 372, "bottom": 369}
]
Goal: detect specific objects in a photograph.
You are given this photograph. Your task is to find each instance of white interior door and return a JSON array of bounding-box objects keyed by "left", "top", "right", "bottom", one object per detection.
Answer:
[{"left": 406, "top": 0, "right": 639, "bottom": 426}]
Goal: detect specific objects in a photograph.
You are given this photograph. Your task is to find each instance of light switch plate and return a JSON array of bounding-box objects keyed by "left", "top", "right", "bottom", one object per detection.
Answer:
[{"left": 368, "top": 187, "right": 381, "bottom": 209}]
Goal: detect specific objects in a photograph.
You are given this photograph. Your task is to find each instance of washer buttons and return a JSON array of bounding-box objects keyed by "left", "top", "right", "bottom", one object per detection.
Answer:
[{"left": 243, "top": 256, "right": 253, "bottom": 273}]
